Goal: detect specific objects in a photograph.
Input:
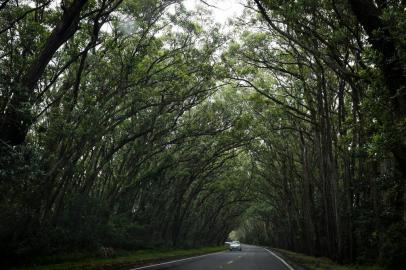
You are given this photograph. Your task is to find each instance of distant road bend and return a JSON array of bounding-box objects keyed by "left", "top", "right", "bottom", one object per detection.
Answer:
[{"left": 131, "top": 245, "right": 294, "bottom": 270}]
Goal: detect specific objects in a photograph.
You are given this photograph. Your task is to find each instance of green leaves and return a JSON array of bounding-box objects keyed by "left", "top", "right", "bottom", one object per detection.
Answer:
[{"left": 1, "top": 1, "right": 406, "bottom": 267}]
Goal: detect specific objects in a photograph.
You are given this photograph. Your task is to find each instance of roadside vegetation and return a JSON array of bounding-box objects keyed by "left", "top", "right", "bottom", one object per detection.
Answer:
[
  {"left": 274, "top": 248, "right": 386, "bottom": 270},
  {"left": 1, "top": 0, "right": 405, "bottom": 270}
]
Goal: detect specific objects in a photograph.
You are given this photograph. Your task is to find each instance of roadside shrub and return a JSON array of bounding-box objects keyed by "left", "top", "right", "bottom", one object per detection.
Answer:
[
  {"left": 378, "top": 223, "right": 406, "bottom": 269},
  {"left": 101, "top": 214, "right": 149, "bottom": 249}
]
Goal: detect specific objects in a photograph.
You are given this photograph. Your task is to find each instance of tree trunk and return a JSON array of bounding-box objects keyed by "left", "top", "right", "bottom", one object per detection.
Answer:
[
  {"left": 0, "top": 0, "right": 88, "bottom": 145},
  {"left": 348, "top": 0, "right": 406, "bottom": 173}
]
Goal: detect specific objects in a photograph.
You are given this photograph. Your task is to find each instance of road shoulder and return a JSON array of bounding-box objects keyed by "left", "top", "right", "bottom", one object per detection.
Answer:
[
  {"left": 11, "top": 246, "right": 227, "bottom": 270},
  {"left": 271, "top": 248, "right": 386, "bottom": 270}
]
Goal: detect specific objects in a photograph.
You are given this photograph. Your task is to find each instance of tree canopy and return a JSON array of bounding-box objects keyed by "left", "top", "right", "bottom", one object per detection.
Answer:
[{"left": 0, "top": 0, "right": 405, "bottom": 269}]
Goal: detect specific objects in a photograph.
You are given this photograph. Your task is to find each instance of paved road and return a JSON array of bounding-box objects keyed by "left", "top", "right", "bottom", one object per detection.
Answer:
[{"left": 132, "top": 245, "right": 293, "bottom": 270}]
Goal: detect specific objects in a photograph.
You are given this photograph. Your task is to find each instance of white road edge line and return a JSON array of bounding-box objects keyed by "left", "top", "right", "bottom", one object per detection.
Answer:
[
  {"left": 130, "top": 251, "right": 224, "bottom": 270},
  {"left": 265, "top": 248, "right": 295, "bottom": 270}
]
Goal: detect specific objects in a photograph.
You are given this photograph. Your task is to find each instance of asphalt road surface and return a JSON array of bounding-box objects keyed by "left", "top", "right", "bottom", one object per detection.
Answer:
[{"left": 132, "top": 245, "right": 293, "bottom": 270}]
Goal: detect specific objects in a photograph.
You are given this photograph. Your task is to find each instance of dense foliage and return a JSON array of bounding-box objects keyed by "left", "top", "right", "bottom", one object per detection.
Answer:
[
  {"left": 0, "top": 0, "right": 405, "bottom": 269},
  {"left": 0, "top": 0, "right": 252, "bottom": 266},
  {"left": 232, "top": 1, "right": 406, "bottom": 269}
]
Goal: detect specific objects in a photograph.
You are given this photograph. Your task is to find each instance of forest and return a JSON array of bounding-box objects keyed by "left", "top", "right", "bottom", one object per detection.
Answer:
[{"left": 0, "top": 0, "right": 405, "bottom": 269}]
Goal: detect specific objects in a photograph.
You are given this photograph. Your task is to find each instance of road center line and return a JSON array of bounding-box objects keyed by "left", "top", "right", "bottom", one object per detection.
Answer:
[
  {"left": 264, "top": 248, "right": 295, "bottom": 270},
  {"left": 130, "top": 251, "right": 224, "bottom": 270}
]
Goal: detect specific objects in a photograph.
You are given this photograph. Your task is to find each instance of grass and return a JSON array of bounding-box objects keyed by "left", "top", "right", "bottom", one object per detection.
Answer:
[
  {"left": 273, "top": 248, "right": 386, "bottom": 270},
  {"left": 12, "top": 246, "right": 227, "bottom": 270}
]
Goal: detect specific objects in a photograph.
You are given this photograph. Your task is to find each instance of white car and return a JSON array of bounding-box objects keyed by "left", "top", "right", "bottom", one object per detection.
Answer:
[{"left": 229, "top": 241, "right": 242, "bottom": 251}]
